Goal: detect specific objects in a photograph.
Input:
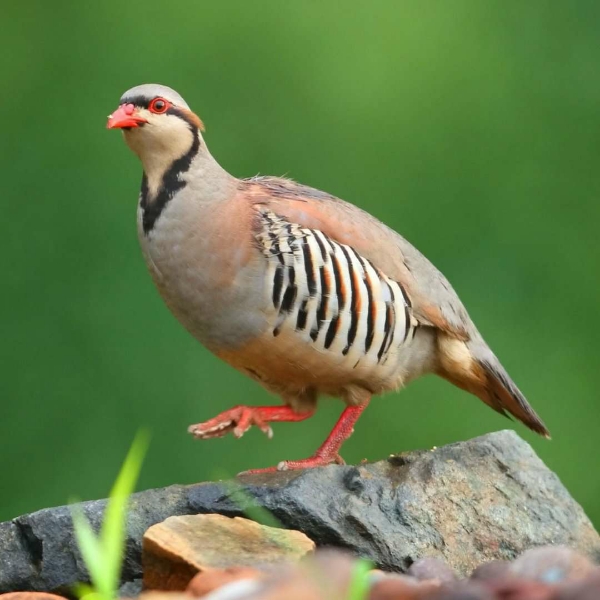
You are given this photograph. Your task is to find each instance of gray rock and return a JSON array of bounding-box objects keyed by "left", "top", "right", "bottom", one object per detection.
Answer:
[
  {"left": 0, "top": 486, "right": 197, "bottom": 594},
  {"left": 0, "top": 430, "right": 598, "bottom": 592},
  {"left": 118, "top": 578, "right": 143, "bottom": 597}
]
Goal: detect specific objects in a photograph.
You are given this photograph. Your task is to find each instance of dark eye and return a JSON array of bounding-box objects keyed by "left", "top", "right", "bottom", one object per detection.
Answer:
[{"left": 149, "top": 98, "right": 169, "bottom": 113}]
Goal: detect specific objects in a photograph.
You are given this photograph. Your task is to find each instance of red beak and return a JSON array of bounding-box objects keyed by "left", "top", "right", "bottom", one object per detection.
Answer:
[{"left": 107, "top": 104, "right": 148, "bottom": 129}]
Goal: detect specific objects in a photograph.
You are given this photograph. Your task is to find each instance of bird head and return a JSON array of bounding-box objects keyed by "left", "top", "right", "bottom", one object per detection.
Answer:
[{"left": 107, "top": 84, "right": 204, "bottom": 174}]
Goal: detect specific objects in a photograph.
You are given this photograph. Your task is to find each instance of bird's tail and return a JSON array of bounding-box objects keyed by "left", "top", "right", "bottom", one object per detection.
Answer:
[{"left": 437, "top": 333, "right": 550, "bottom": 438}]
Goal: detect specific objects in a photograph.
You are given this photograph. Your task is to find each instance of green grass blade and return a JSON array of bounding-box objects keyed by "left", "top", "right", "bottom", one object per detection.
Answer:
[
  {"left": 71, "top": 506, "right": 107, "bottom": 598},
  {"left": 212, "top": 469, "right": 283, "bottom": 529},
  {"left": 71, "top": 430, "right": 150, "bottom": 600},
  {"left": 73, "top": 583, "right": 98, "bottom": 600},
  {"left": 219, "top": 477, "right": 283, "bottom": 529},
  {"left": 100, "top": 429, "right": 150, "bottom": 596},
  {"left": 346, "top": 558, "right": 373, "bottom": 600}
]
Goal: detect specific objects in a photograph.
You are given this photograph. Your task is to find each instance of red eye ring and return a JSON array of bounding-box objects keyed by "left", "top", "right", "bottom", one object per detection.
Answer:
[{"left": 149, "top": 97, "right": 170, "bottom": 114}]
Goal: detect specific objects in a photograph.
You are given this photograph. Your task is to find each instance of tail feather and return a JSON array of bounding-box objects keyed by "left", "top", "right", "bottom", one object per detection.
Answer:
[
  {"left": 437, "top": 333, "right": 550, "bottom": 438},
  {"left": 477, "top": 357, "right": 550, "bottom": 438}
]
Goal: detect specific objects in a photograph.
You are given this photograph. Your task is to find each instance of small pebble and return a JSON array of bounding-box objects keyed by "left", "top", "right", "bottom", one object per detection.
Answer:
[
  {"left": 470, "top": 560, "right": 511, "bottom": 581},
  {"left": 187, "top": 566, "right": 264, "bottom": 597},
  {"left": 408, "top": 557, "right": 457, "bottom": 584},
  {"left": 202, "top": 579, "right": 265, "bottom": 600},
  {"left": 509, "top": 546, "right": 595, "bottom": 584},
  {"left": 0, "top": 595, "right": 67, "bottom": 600},
  {"left": 552, "top": 571, "right": 600, "bottom": 600},
  {"left": 486, "top": 579, "right": 554, "bottom": 599},
  {"left": 423, "top": 580, "right": 495, "bottom": 600},
  {"left": 308, "top": 547, "right": 357, "bottom": 590},
  {"left": 369, "top": 573, "right": 438, "bottom": 600}
]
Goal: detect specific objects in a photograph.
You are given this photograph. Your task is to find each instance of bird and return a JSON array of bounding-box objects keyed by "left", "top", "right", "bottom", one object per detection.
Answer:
[{"left": 107, "top": 83, "right": 549, "bottom": 472}]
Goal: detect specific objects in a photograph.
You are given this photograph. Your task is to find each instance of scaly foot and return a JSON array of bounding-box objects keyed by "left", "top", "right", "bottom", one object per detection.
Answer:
[
  {"left": 238, "top": 401, "right": 370, "bottom": 473},
  {"left": 188, "top": 405, "right": 314, "bottom": 440},
  {"left": 241, "top": 450, "right": 345, "bottom": 474}
]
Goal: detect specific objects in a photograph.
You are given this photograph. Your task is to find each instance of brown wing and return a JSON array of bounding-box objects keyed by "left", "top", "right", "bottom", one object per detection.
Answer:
[
  {"left": 239, "top": 176, "right": 549, "bottom": 437},
  {"left": 243, "top": 176, "right": 472, "bottom": 342}
]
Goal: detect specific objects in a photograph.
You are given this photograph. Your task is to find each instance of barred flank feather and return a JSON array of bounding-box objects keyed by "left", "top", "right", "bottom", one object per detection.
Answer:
[{"left": 255, "top": 210, "right": 417, "bottom": 370}]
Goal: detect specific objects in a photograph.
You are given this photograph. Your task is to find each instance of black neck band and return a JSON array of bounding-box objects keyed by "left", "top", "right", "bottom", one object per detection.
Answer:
[{"left": 140, "top": 122, "right": 200, "bottom": 234}]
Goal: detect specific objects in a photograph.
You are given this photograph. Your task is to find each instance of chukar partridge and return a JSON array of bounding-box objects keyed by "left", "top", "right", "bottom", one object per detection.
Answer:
[{"left": 107, "top": 84, "right": 549, "bottom": 472}]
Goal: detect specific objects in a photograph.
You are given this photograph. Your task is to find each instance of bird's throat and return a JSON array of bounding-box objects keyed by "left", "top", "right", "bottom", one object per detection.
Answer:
[{"left": 139, "top": 133, "right": 201, "bottom": 234}]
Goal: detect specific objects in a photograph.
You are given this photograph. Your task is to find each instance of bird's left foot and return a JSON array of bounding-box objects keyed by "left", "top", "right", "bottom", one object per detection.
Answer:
[
  {"left": 188, "top": 405, "right": 273, "bottom": 440},
  {"left": 241, "top": 450, "right": 345, "bottom": 474},
  {"left": 188, "top": 405, "right": 314, "bottom": 441}
]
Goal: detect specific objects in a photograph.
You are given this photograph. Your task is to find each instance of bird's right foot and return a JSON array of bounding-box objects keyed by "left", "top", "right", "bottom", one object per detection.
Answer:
[{"left": 188, "top": 405, "right": 314, "bottom": 441}]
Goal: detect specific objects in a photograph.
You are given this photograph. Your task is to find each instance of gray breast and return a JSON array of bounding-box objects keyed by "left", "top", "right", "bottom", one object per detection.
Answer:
[{"left": 137, "top": 200, "right": 269, "bottom": 351}]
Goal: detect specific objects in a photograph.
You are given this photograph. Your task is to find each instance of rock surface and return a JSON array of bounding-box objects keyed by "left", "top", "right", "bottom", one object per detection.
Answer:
[
  {"left": 0, "top": 430, "right": 598, "bottom": 593},
  {"left": 143, "top": 514, "right": 314, "bottom": 590}
]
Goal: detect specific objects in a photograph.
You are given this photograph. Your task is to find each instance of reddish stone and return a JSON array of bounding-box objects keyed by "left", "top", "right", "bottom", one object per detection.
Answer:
[
  {"left": 487, "top": 579, "right": 555, "bottom": 599},
  {"left": 370, "top": 575, "right": 439, "bottom": 599},
  {"left": 470, "top": 560, "right": 511, "bottom": 581},
  {"left": 186, "top": 566, "right": 264, "bottom": 597},
  {"left": 250, "top": 577, "right": 324, "bottom": 600},
  {"left": 136, "top": 594, "right": 192, "bottom": 600},
  {"left": 509, "top": 546, "right": 595, "bottom": 584},
  {"left": 408, "top": 557, "right": 457, "bottom": 584},
  {"left": 0, "top": 595, "right": 66, "bottom": 600},
  {"left": 237, "top": 549, "right": 356, "bottom": 600},
  {"left": 553, "top": 571, "right": 600, "bottom": 599},
  {"left": 142, "top": 514, "right": 314, "bottom": 591},
  {"left": 423, "top": 580, "right": 495, "bottom": 599}
]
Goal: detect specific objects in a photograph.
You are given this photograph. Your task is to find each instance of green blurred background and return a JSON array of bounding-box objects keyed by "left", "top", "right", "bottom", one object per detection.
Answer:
[{"left": 2, "top": 1, "right": 599, "bottom": 524}]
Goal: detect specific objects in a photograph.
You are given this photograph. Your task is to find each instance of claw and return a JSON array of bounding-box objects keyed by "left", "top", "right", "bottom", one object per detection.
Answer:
[
  {"left": 188, "top": 406, "right": 288, "bottom": 442},
  {"left": 201, "top": 402, "right": 365, "bottom": 474},
  {"left": 239, "top": 465, "right": 279, "bottom": 475},
  {"left": 188, "top": 419, "right": 237, "bottom": 440},
  {"left": 189, "top": 405, "right": 314, "bottom": 449}
]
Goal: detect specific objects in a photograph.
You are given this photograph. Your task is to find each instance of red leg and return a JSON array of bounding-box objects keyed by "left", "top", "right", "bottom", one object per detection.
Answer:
[
  {"left": 188, "top": 405, "right": 314, "bottom": 440},
  {"left": 243, "top": 399, "right": 370, "bottom": 474}
]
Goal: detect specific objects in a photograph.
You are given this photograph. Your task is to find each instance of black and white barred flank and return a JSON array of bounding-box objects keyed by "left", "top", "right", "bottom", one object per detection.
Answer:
[{"left": 256, "top": 211, "right": 417, "bottom": 368}]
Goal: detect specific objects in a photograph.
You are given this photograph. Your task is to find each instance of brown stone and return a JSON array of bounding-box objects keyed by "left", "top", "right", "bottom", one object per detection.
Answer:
[
  {"left": 486, "top": 579, "right": 555, "bottom": 599},
  {"left": 0, "top": 595, "right": 67, "bottom": 600},
  {"left": 369, "top": 575, "right": 439, "bottom": 600},
  {"left": 470, "top": 559, "right": 511, "bottom": 581},
  {"left": 304, "top": 549, "right": 357, "bottom": 592},
  {"left": 142, "top": 514, "right": 314, "bottom": 591},
  {"left": 408, "top": 557, "right": 457, "bottom": 584},
  {"left": 208, "top": 549, "right": 356, "bottom": 600},
  {"left": 508, "top": 546, "right": 596, "bottom": 584},
  {"left": 186, "top": 566, "right": 263, "bottom": 597},
  {"left": 251, "top": 577, "right": 323, "bottom": 600},
  {"left": 247, "top": 552, "right": 353, "bottom": 600},
  {"left": 423, "top": 581, "right": 495, "bottom": 599},
  {"left": 252, "top": 550, "right": 442, "bottom": 600},
  {"left": 553, "top": 571, "right": 600, "bottom": 599},
  {"left": 136, "top": 593, "right": 192, "bottom": 600}
]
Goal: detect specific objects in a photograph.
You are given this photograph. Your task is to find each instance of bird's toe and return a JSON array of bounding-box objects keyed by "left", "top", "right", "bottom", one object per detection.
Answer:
[{"left": 188, "top": 419, "right": 234, "bottom": 439}]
